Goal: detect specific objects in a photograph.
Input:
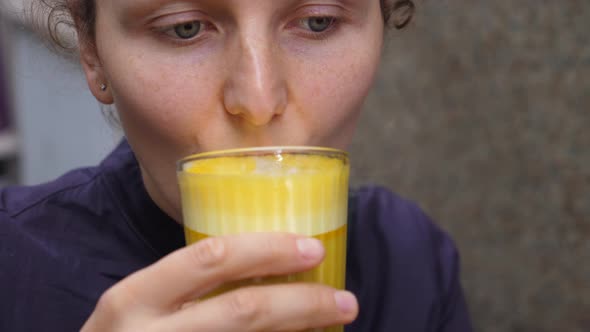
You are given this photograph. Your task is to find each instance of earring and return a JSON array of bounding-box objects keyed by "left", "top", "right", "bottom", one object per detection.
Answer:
[{"left": 100, "top": 83, "right": 107, "bottom": 91}]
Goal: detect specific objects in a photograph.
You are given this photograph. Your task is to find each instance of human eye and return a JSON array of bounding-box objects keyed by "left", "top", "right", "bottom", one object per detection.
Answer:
[
  {"left": 286, "top": 5, "right": 347, "bottom": 40},
  {"left": 151, "top": 12, "right": 215, "bottom": 45},
  {"left": 300, "top": 16, "right": 337, "bottom": 33},
  {"left": 163, "top": 20, "right": 203, "bottom": 40},
  {"left": 157, "top": 20, "right": 207, "bottom": 42}
]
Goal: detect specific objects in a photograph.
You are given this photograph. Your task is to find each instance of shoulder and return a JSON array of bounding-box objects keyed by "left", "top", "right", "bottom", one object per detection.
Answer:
[
  {"left": 0, "top": 164, "right": 133, "bottom": 332},
  {"left": 350, "top": 184, "right": 462, "bottom": 294},
  {"left": 0, "top": 141, "right": 134, "bottom": 220},
  {"left": 350, "top": 185, "right": 453, "bottom": 255},
  {"left": 0, "top": 167, "right": 104, "bottom": 219},
  {"left": 347, "top": 185, "right": 472, "bottom": 331}
]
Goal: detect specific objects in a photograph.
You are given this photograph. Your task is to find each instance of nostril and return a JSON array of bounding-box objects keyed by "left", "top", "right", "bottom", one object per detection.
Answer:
[
  {"left": 242, "top": 111, "right": 279, "bottom": 127},
  {"left": 223, "top": 91, "right": 287, "bottom": 126},
  {"left": 225, "top": 106, "right": 242, "bottom": 116},
  {"left": 222, "top": 64, "right": 288, "bottom": 126}
]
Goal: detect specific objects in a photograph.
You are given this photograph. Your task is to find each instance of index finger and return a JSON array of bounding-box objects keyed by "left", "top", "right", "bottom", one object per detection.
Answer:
[{"left": 108, "top": 232, "right": 325, "bottom": 311}]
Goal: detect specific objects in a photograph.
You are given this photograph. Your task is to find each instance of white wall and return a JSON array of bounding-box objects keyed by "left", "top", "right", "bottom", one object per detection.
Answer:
[{"left": 7, "top": 23, "right": 121, "bottom": 185}]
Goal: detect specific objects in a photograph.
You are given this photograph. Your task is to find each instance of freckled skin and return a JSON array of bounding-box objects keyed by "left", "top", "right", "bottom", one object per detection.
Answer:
[{"left": 81, "top": 0, "right": 384, "bottom": 221}]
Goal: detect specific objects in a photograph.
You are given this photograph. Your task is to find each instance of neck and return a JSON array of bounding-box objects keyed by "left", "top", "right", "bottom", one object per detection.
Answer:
[{"left": 139, "top": 165, "right": 183, "bottom": 224}]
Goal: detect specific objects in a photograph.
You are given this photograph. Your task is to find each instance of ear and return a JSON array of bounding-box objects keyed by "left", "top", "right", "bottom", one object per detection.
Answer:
[
  {"left": 391, "top": 0, "right": 415, "bottom": 29},
  {"left": 79, "top": 42, "right": 114, "bottom": 105}
]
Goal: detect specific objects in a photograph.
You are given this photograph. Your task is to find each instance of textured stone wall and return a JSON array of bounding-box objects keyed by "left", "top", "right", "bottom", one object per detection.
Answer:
[{"left": 350, "top": 1, "right": 590, "bottom": 331}]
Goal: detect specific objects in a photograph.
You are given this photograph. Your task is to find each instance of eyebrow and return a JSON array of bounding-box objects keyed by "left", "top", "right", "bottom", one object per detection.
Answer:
[
  {"left": 116, "top": 0, "right": 368, "bottom": 24},
  {"left": 118, "top": 0, "right": 364, "bottom": 13}
]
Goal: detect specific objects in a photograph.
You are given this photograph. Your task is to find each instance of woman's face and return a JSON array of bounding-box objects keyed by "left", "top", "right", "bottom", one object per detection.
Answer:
[{"left": 82, "top": 0, "right": 384, "bottom": 219}]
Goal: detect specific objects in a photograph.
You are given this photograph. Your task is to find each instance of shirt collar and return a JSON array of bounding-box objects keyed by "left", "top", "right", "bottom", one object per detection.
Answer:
[{"left": 100, "top": 139, "right": 185, "bottom": 259}]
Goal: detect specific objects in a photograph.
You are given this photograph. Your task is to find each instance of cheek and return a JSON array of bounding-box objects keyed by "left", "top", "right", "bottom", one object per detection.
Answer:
[
  {"left": 105, "top": 51, "right": 222, "bottom": 151},
  {"left": 294, "top": 41, "right": 382, "bottom": 147}
]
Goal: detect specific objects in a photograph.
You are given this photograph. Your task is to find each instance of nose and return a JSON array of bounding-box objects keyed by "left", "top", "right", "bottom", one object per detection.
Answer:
[{"left": 223, "top": 32, "right": 288, "bottom": 127}]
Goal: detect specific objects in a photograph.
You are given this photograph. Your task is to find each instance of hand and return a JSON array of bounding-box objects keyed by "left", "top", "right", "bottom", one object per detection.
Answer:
[{"left": 81, "top": 233, "right": 358, "bottom": 331}]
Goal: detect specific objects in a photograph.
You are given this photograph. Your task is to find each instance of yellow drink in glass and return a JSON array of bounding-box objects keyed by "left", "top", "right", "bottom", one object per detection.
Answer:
[{"left": 177, "top": 147, "right": 350, "bottom": 332}]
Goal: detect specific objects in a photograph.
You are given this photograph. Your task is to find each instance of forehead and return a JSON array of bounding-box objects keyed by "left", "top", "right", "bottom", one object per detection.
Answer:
[
  {"left": 106, "top": 0, "right": 375, "bottom": 14},
  {"left": 97, "top": 0, "right": 382, "bottom": 30},
  {"left": 113, "top": 0, "right": 366, "bottom": 6}
]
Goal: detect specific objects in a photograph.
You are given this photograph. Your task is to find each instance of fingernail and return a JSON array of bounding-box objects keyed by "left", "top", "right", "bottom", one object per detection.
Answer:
[
  {"left": 296, "top": 238, "right": 323, "bottom": 260},
  {"left": 334, "top": 291, "right": 357, "bottom": 314}
]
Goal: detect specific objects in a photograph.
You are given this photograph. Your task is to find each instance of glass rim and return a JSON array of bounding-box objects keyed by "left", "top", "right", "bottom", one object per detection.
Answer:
[{"left": 177, "top": 146, "right": 348, "bottom": 172}]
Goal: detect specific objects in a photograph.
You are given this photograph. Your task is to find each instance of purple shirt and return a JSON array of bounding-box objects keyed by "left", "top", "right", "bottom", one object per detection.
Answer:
[{"left": 0, "top": 141, "right": 472, "bottom": 331}]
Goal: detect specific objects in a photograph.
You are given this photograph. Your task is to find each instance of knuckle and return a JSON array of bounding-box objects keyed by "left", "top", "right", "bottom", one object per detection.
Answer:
[
  {"left": 225, "top": 289, "right": 264, "bottom": 323},
  {"left": 95, "top": 285, "right": 134, "bottom": 318},
  {"left": 189, "top": 237, "right": 226, "bottom": 267},
  {"left": 304, "top": 285, "right": 333, "bottom": 312},
  {"left": 260, "top": 234, "right": 289, "bottom": 260}
]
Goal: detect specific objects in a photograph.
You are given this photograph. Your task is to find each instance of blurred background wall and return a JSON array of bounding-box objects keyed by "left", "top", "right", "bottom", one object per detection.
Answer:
[
  {"left": 1, "top": 0, "right": 589, "bottom": 331},
  {"left": 0, "top": 7, "right": 120, "bottom": 185},
  {"left": 351, "top": 1, "right": 590, "bottom": 331}
]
